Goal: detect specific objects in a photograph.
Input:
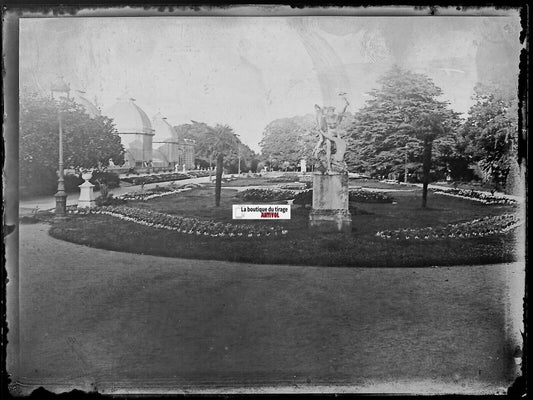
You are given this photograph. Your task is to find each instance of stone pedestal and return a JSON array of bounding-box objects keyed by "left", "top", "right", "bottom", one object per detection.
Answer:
[
  {"left": 309, "top": 172, "right": 352, "bottom": 233},
  {"left": 300, "top": 159, "right": 307, "bottom": 173},
  {"left": 78, "top": 173, "right": 96, "bottom": 209}
]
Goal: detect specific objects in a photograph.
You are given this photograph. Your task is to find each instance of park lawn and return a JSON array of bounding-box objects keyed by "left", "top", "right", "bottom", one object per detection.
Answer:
[{"left": 49, "top": 185, "right": 519, "bottom": 267}]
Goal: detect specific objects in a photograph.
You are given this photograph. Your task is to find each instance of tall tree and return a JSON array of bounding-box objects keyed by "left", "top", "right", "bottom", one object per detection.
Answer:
[
  {"left": 207, "top": 124, "right": 239, "bottom": 207},
  {"left": 20, "top": 91, "right": 124, "bottom": 196},
  {"left": 459, "top": 83, "right": 518, "bottom": 192},
  {"left": 259, "top": 114, "right": 317, "bottom": 170},
  {"left": 176, "top": 122, "right": 255, "bottom": 174},
  {"left": 347, "top": 66, "right": 460, "bottom": 206}
]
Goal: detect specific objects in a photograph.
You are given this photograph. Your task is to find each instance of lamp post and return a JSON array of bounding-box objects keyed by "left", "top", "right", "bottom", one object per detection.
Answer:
[
  {"left": 238, "top": 145, "right": 241, "bottom": 175},
  {"left": 404, "top": 143, "right": 408, "bottom": 183},
  {"left": 50, "top": 76, "right": 70, "bottom": 218}
]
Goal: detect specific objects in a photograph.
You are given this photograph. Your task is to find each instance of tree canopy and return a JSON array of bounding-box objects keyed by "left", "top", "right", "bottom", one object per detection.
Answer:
[
  {"left": 459, "top": 83, "right": 518, "bottom": 190},
  {"left": 346, "top": 66, "right": 461, "bottom": 178},
  {"left": 20, "top": 91, "right": 124, "bottom": 195},
  {"left": 259, "top": 114, "right": 320, "bottom": 170},
  {"left": 175, "top": 122, "right": 257, "bottom": 172}
]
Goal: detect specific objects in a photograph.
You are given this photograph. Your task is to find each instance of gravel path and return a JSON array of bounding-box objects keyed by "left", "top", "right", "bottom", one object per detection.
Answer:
[
  {"left": 18, "top": 176, "right": 213, "bottom": 213},
  {"left": 7, "top": 223, "right": 523, "bottom": 395}
]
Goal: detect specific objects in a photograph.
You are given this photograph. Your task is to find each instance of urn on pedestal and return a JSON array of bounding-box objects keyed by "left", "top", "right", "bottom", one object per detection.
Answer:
[{"left": 77, "top": 171, "right": 96, "bottom": 209}]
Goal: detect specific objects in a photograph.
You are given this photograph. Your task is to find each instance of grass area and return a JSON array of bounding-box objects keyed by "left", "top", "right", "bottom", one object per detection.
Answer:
[{"left": 49, "top": 181, "right": 519, "bottom": 267}]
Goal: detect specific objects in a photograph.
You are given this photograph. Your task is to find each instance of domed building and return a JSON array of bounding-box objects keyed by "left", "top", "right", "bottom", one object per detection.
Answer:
[
  {"left": 152, "top": 112, "right": 196, "bottom": 171},
  {"left": 72, "top": 90, "right": 100, "bottom": 118},
  {"left": 103, "top": 97, "right": 154, "bottom": 168},
  {"left": 151, "top": 112, "right": 181, "bottom": 168}
]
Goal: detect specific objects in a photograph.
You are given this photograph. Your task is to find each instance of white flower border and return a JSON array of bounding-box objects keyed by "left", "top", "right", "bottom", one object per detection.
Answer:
[
  {"left": 68, "top": 207, "right": 288, "bottom": 238},
  {"left": 376, "top": 213, "right": 523, "bottom": 240},
  {"left": 432, "top": 188, "right": 516, "bottom": 205}
]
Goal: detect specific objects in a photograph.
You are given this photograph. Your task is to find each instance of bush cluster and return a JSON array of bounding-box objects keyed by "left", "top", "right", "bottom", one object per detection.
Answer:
[{"left": 20, "top": 169, "right": 121, "bottom": 198}]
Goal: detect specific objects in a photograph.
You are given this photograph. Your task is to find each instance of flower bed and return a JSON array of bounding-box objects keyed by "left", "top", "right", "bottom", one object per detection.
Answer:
[
  {"left": 376, "top": 214, "right": 521, "bottom": 240},
  {"left": 235, "top": 188, "right": 300, "bottom": 202},
  {"left": 69, "top": 205, "right": 287, "bottom": 237},
  {"left": 432, "top": 187, "right": 517, "bottom": 205},
  {"left": 293, "top": 190, "right": 313, "bottom": 205},
  {"left": 292, "top": 189, "right": 394, "bottom": 205},
  {"left": 279, "top": 182, "right": 308, "bottom": 190},
  {"left": 121, "top": 172, "right": 191, "bottom": 186},
  {"left": 267, "top": 174, "right": 301, "bottom": 183},
  {"left": 117, "top": 186, "right": 191, "bottom": 201},
  {"left": 349, "top": 189, "right": 394, "bottom": 203},
  {"left": 186, "top": 170, "right": 211, "bottom": 178}
]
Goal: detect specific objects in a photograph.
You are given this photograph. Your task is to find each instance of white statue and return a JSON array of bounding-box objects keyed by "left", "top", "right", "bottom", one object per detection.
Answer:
[{"left": 313, "top": 94, "right": 350, "bottom": 172}]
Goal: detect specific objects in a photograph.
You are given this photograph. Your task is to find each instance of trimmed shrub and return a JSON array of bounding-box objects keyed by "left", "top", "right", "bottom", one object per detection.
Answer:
[
  {"left": 64, "top": 174, "right": 84, "bottom": 192},
  {"left": 95, "top": 194, "right": 127, "bottom": 207},
  {"left": 91, "top": 171, "right": 121, "bottom": 189}
]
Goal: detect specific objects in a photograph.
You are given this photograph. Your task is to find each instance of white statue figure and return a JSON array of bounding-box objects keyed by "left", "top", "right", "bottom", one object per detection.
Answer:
[{"left": 313, "top": 95, "right": 350, "bottom": 172}]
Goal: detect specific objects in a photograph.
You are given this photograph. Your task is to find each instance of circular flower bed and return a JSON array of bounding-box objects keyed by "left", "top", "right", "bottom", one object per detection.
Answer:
[
  {"left": 117, "top": 186, "right": 190, "bottom": 201},
  {"left": 292, "top": 189, "right": 394, "bottom": 206},
  {"left": 236, "top": 188, "right": 300, "bottom": 202},
  {"left": 349, "top": 189, "right": 394, "bottom": 203},
  {"left": 376, "top": 213, "right": 521, "bottom": 240},
  {"left": 432, "top": 187, "right": 517, "bottom": 205},
  {"left": 68, "top": 205, "right": 288, "bottom": 237},
  {"left": 121, "top": 172, "right": 191, "bottom": 186}
]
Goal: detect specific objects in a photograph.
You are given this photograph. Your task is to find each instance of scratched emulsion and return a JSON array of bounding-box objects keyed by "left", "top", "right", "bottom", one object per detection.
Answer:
[{"left": 11, "top": 9, "right": 525, "bottom": 396}]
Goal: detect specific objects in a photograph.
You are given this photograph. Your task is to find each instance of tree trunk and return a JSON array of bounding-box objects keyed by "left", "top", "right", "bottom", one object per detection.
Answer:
[
  {"left": 209, "top": 154, "right": 213, "bottom": 182},
  {"left": 215, "top": 153, "right": 224, "bottom": 207},
  {"left": 421, "top": 136, "right": 433, "bottom": 208}
]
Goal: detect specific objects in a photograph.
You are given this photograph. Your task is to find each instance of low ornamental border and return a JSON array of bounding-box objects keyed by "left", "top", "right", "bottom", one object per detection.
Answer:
[
  {"left": 236, "top": 188, "right": 302, "bottom": 202},
  {"left": 431, "top": 187, "right": 517, "bottom": 205},
  {"left": 116, "top": 187, "right": 190, "bottom": 201},
  {"left": 376, "top": 213, "right": 522, "bottom": 240},
  {"left": 69, "top": 206, "right": 288, "bottom": 237}
]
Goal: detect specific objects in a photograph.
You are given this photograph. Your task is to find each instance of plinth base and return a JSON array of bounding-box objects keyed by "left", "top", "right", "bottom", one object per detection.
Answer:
[
  {"left": 309, "top": 208, "right": 352, "bottom": 233},
  {"left": 309, "top": 172, "right": 352, "bottom": 233},
  {"left": 78, "top": 181, "right": 96, "bottom": 209}
]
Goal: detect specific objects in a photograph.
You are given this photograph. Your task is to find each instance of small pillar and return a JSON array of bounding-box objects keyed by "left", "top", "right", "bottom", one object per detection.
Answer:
[
  {"left": 300, "top": 159, "right": 307, "bottom": 173},
  {"left": 78, "top": 173, "right": 96, "bottom": 209},
  {"left": 309, "top": 171, "right": 352, "bottom": 233}
]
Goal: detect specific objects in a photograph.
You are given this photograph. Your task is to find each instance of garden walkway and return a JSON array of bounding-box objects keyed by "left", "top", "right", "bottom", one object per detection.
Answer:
[
  {"left": 7, "top": 222, "right": 523, "bottom": 395},
  {"left": 18, "top": 176, "right": 213, "bottom": 215}
]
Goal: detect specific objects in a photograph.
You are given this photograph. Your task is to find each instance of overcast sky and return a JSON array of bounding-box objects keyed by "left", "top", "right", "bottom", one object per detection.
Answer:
[{"left": 19, "top": 12, "right": 522, "bottom": 151}]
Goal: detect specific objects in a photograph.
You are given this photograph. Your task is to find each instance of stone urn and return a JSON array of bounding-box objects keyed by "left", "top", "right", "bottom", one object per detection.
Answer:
[{"left": 77, "top": 172, "right": 96, "bottom": 209}]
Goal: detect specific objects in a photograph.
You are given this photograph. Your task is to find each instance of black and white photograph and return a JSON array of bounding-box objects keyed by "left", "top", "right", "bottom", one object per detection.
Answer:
[{"left": 4, "top": 5, "right": 527, "bottom": 396}]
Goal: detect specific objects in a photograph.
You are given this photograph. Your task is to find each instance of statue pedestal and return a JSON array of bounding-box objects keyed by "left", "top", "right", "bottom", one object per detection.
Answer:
[
  {"left": 78, "top": 174, "right": 96, "bottom": 209},
  {"left": 309, "top": 172, "right": 352, "bottom": 233}
]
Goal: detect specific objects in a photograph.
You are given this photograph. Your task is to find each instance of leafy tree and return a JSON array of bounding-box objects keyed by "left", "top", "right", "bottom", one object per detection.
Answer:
[
  {"left": 459, "top": 83, "right": 518, "bottom": 192},
  {"left": 20, "top": 91, "right": 124, "bottom": 196},
  {"left": 347, "top": 66, "right": 460, "bottom": 207},
  {"left": 207, "top": 124, "right": 239, "bottom": 207},
  {"left": 259, "top": 114, "right": 318, "bottom": 170},
  {"left": 176, "top": 122, "right": 255, "bottom": 174}
]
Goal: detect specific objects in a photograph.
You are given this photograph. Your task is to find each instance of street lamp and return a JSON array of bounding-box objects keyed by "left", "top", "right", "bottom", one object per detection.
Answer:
[
  {"left": 238, "top": 145, "right": 241, "bottom": 175},
  {"left": 50, "top": 76, "right": 70, "bottom": 218}
]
